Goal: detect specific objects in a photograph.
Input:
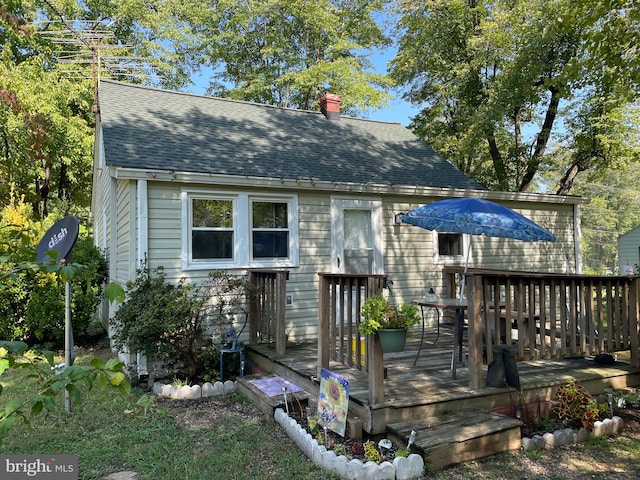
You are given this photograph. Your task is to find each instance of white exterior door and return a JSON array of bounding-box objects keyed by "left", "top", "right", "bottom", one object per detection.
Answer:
[{"left": 330, "top": 197, "right": 384, "bottom": 274}]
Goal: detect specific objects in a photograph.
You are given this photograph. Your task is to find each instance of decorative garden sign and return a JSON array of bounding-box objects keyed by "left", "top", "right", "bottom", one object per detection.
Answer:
[{"left": 317, "top": 368, "right": 350, "bottom": 437}]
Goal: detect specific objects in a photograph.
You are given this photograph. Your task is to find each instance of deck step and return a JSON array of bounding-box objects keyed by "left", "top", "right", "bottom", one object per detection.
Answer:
[
  {"left": 237, "top": 375, "right": 312, "bottom": 417},
  {"left": 387, "top": 410, "right": 522, "bottom": 471}
]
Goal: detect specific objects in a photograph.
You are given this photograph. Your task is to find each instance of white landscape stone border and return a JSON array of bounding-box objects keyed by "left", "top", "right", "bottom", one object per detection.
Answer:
[
  {"left": 274, "top": 408, "right": 424, "bottom": 480},
  {"left": 521, "top": 416, "right": 624, "bottom": 451},
  {"left": 152, "top": 380, "right": 236, "bottom": 399}
]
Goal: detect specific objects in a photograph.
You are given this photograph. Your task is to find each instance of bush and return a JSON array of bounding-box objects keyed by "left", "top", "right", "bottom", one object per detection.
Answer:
[
  {"left": 0, "top": 193, "right": 107, "bottom": 347},
  {"left": 110, "top": 264, "right": 254, "bottom": 381},
  {"left": 0, "top": 235, "right": 107, "bottom": 348}
]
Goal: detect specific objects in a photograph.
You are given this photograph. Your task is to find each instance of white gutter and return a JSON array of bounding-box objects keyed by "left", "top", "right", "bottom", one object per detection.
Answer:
[{"left": 111, "top": 167, "right": 586, "bottom": 206}]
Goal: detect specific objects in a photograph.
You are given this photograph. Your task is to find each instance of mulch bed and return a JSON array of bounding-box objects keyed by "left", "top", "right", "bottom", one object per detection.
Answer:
[{"left": 289, "top": 410, "right": 402, "bottom": 463}]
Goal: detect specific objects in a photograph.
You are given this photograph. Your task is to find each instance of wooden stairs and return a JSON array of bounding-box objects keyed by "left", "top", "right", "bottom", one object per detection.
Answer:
[
  {"left": 237, "top": 374, "right": 523, "bottom": 472},
  {"left": 387, "top": 410, "right": 522, "bottom": 471}
]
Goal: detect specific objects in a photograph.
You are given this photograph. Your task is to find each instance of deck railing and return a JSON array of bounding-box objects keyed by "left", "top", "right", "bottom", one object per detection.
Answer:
[
  {"left": 445, "top": 268, "right": 640, "bottom": 389},
  {"left": 317, "top": 273, "right": 387, "bottom": 404},
  {"left": 248, "top": 270, "right": 289, "bottom": 357}
]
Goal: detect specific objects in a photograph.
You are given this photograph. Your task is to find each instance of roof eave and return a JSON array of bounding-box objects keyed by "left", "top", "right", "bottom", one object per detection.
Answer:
[{"left": 110, "top": 167, "right": 585, "bottom": 205}]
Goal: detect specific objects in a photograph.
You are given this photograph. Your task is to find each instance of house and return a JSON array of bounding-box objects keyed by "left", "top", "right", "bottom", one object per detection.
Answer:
[
  {"left": 92, "top": 80, "right": 584, "bottom": 363},
  {"left": 618, "top": 226, "right": 640, "bottom": 274}
]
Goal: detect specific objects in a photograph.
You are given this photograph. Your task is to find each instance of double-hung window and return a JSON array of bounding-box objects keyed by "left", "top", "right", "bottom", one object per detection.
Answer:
[
  {"left": 251, "top": 200, "right": 289, "bottom": 259},
  {"left": 191, "top": 197, "right": 234, "bottom": 260},
  {"left": 183, "top": 191, "right": 298, "bottom": 269}
]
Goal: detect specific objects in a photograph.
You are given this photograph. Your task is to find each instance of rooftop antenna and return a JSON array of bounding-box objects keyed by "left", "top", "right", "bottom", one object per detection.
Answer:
[{"left": 37, "top": 0, "right": 156, "bottom": 113}]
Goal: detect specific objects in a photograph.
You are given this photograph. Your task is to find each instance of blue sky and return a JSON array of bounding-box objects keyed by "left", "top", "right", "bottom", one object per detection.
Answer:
[{"left": 361, "top": 49, "right": 420, "bottom": 126}]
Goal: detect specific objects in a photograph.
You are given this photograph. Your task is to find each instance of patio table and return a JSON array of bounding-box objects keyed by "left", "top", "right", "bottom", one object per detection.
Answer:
[{"left": 414, "top": 299, "right": 467, "bottom": 379}]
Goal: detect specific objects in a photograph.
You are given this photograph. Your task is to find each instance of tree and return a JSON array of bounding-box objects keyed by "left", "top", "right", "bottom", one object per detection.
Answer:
[
  {"left": 170, "top": 0, "right": 394, "bottom": 112},
  {"left": 572, "top": 163, "right": 640, "bottom": 274},
  {"left": 0, "top": 2, "right": 95, "bottom": 218},
  {"left": 390, "top": 0, "right": 640, "bottom": 194}
]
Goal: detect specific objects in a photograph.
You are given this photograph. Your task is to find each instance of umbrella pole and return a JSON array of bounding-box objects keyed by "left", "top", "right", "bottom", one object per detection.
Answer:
[{"left": 451, "top": 237, "right": 472, "bottom": 378}]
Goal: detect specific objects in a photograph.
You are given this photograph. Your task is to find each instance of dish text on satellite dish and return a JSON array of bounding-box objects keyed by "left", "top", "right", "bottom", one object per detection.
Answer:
[{"left": 36, "top": 216, "right": 80, "bottom": 263}]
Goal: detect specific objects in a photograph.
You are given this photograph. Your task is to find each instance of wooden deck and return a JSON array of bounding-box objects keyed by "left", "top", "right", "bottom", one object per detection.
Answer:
[{"left": 246, "top": 325, "right": 640, "bottom": 436}]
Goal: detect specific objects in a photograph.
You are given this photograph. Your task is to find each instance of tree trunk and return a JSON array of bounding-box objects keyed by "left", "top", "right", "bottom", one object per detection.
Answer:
[
  {"left": 518, "top": 85, "right": 561, "bottom": 192},
  {"left": 487, "top": 132, "right": 508, "bottom": 190},
  {"left": 554, "top": 163, "right": 582, "bottom": 195}
]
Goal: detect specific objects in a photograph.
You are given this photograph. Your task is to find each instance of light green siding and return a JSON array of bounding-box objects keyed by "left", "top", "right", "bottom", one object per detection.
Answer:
[
  {"left": 618, "top": 227, "right": 640, "bottom": 272},
  {"left": 108, "top": 183, "right": 580, "bottom": 344}
]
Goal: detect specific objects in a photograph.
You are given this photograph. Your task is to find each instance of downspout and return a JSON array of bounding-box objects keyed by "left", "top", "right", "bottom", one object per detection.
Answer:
[
  {"left": 573, "top": 203, "right": 583, "bottom": 274},
  {"left": 137, "top": 179, "right": 148, "bottom": 264},
  {"left": 136, "top": 179, "right": 149, "bottom": 378}
]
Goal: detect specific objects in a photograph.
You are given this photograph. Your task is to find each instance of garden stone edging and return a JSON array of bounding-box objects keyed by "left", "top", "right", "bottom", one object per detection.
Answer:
[
  {"left": 274, "top": 408, "right": 424, "bottom": 480},
  {"left": 521, "top": 416, "right": 624, "bottom": 451},
  {"left": 152, "top": 380, "right": 236, "bottom": 400}
]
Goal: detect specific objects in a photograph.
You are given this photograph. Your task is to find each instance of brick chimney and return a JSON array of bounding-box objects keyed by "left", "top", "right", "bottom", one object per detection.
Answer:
[{"left": 319, "top": 92, "right": 341, "bottom": 121}]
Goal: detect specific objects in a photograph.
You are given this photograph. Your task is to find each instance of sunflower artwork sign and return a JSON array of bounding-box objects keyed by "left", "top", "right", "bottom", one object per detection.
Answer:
[{"left": 317, "top": 368, "right": 350, "bottom": 436}]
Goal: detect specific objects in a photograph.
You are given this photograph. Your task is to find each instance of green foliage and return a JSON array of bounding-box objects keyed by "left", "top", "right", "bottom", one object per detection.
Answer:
[
  {"left": 394, "top": 448, "right": 409, "bottom": 458},
  {"left": 358, "top": 295, "right": 420, "bottom": 335},
  {"left": 572, "top": 162, "right": 640, "bottom": 274},
  {"left": 553, "top": 379, "right": 607, "bottom": 429},
  {"left": 182, "top": 0, "right": 394, "bottom": 112},
  {"left": 20, "top": 236, "right": 107, "bottom": 347},
  {"left": 604, "top": 388, "right": 640, "bottom": 411},
  {"left": 0, "top": 343, "right": 131, "bottom": 446},
  {"left": 363, "top": 439, "right": 383, "bottom": 463},
  {"left": 111, "top": 264, "right": 254, "bottom": 380},
  {"left": 0, "top": 197, "right": 108, "bottom": 346},
  {"left": 0, "top": 56, "right": 95, "bottom": 217},
  {"left": 391, "top": 0, "right": 640, "bottom": 194}
]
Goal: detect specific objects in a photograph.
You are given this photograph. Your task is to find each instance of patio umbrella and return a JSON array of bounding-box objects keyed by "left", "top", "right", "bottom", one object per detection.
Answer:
[{"left": 400, "top": 197, "right": 556, "bottom": 300}]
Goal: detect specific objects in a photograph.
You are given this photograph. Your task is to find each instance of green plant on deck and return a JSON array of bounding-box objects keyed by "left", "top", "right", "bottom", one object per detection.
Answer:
[{"left": 358, "top": 295, "right": 420, "bottom": 335}]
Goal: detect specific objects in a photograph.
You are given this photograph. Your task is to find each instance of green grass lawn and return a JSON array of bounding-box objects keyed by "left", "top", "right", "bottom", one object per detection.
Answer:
[{"left": 0, "top": 348, "right": 335, "bottom": 480}]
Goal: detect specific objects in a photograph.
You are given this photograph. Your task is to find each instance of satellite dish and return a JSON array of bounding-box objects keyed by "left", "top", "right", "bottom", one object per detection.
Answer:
[{"left": 36, "top": 216, "right": 80, "bottom": 263}]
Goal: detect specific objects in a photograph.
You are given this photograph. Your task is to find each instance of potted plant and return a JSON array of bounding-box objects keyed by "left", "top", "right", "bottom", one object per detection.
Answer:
[{"left": 358, "top": 295, "right": 421, "bottom": 352}]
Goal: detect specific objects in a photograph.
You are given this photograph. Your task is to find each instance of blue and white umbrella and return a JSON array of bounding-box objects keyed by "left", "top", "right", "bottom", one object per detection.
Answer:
[{"left": 400, "top": 197, "right": 556, "bottom": 299}]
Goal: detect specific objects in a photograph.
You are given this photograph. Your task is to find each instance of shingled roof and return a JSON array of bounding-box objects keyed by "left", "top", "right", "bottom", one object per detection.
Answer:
[{"left": 98, "top": 80, "right": 485, "bottom": 191}]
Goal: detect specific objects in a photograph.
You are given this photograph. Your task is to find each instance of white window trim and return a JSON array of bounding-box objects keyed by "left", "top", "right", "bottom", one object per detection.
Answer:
[
  {"left": 433, "top": 231, "right": 469, "bottom": 266},
  {"left": 181, "top": 189, "right": 299, "bottom": 270}
]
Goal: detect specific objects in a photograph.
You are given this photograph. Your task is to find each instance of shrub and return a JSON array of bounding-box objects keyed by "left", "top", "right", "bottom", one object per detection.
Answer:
[
  {"left": 110, "top": 264, "right": 254, "bottom": 381},
  {"left": 0, "top": 193, "right": 106, "bottom": 347}
]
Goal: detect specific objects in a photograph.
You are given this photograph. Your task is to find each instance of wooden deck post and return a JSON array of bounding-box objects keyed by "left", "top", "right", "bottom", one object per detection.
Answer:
[
  {"left": 367, "top": 333, "right": 384, "bottom": 404},
  {"left": 468, "top": 274, "right": 484, "bottom": 390},
  {"left": 275, "top": 271, "right": 288, "bottom": 358},
  {"left": 318, "top": 274, "right": 330, "bottom": 374}
]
